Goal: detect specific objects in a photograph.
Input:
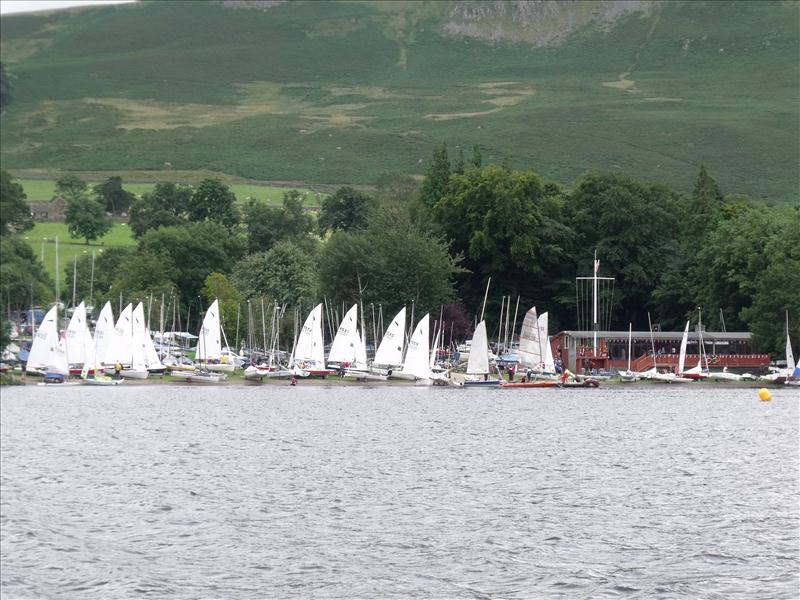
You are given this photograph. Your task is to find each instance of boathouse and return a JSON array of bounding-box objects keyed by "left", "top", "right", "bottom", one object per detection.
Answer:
[{"left": 551, "top": 329, "right": 770, "bottom": 374}]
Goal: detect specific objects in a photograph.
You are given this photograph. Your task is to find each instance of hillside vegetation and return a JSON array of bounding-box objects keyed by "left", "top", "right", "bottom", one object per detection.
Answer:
[{"left": 1, "top": 0, "right": 797, "bottom": 201}]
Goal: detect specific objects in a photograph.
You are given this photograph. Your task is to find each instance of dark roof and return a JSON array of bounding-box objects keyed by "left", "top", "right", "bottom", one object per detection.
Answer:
[
  {"left": 558, "top": 330, "right": 752, "bottom": 342},
  {"left": 28, "top": 202, "right": 51, "bottom": 212}
]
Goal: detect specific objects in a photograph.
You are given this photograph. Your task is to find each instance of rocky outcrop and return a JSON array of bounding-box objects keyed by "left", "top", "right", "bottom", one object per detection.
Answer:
[{"left": 444, "top": 0, "right": 659, "bottom": 46}]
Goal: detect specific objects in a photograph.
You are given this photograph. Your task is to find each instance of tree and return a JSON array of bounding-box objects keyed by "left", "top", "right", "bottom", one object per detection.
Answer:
[
  {"left": 64, "top": 194, "right": 112, "bottom": 244},
  {"left": 689, "top": 206, "right": 800, "bottom": 353},
  {"left": 188, "top": 178, "right": 239, "bottom": 228},
  {"left": 54, "top": 174, "right": 88, "bottom": 202},
  {"left": 470, "top": 144, "right": 482, "bottom": 169},
  {"left": 0, "top": 315, "right": 10, "bottom": 353},
  {"left": 138, "top": 221, "right": 247, "bottom": 304},
  {"left": 244, "top": 190, "right": 314, "bottom": 253},
  {"left": 128, "top": 182, "right": 191, "bottom": 238},
  {"left": 317, "top": 186, "right": 372, "bottom": 235},
  {"left": 0, "top": 236, "right": 53, "bottom": 309},
  {"left": 318, "top": 203, "right": 461, "bottom": 316},
  {"left": 453, "top": 148, "right": 465, "bottom": 175},
  {"left": 565, "top": 172, "right": 681, "bottom": 328},
  {"left": 418, "top": 142, "right": 451, "bottom": 207},
  {"left": 232, "top": 241, "right": 317, "bottom": 304},
  {"left": 202, "top": 272, "right": 242, "bottom": 334},
  {"left": 94, "top": 176, "right": 135, "bottom": 215},
  {"left": 107, "top": 249, "right": 177, "bottom": 307},
  {"left": 64, "top": 247, "right": 134, "bottom": 308},
  {"left": 0, "top": 63, "right": 12, "bottom": 109},
  {"left": 375, "top": 172, "right": 418, "bottom": 204},
  {"left": 0, "top": 170, "right": 32, "bottom": 235},
  {"left": 433, "top": 165, "right": 572, "bottom": 317}
]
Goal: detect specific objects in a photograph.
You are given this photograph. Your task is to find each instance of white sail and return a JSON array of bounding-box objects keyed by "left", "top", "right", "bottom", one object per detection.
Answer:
[
  {"left": 355, "top": 329, "right": 368, "bottom": 370},
  {"left": 104, "top": 303, "right": 133, "bottom": 365},
  {"left": 678, "top": 320, "right": 690, "bottom": 374},
  {"left": 517, "top": 307, "right": 543, "bottom": 369},
  {"left": 466, "top": 320, "right": 490, "bottom": 375},
  {"left": 66, "top": 301, "right": 90, "bottom": 366},
  {"left": 787, "top": 327, "right": 795, "bottom": 373},
  {"left": 430, "top": 324, "right": 441, "bottom": 369},
  {"left": 197, "top": 299, "right": 222, "bottom": 362},
  {"left": 292, "top": 303, "right": 325, "bottom": 368},
  {"left": 131, "top": 303, "right": 149, "bottom": 371},
  {"left": 27, "top": 305, "right": 68, "bottom": 374},
  {"left": 93, "top": 302, "right": 114, "bottom": 363},
  {"left": 374, "top": 307, "right": 405, "bottom": 366},
  {"left": 403, "top": 314, "right": 430, "bottom": 379},
  {"left": 544, "top": 337, "right": 555, "bottom": 372},
  {"left": 328, "top": 304, "right": 358, "bottom": 364},
  {"left": 538, "top": 312, "right": 555, "bottom": 372},
  {"left": 143, "top": 326, "right": 164, "bottom": 370}
]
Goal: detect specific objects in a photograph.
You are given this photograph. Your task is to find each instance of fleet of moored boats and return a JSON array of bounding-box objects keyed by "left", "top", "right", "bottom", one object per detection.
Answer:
[{"left": 6, "top": 299, "right": 799, "bottom": 388}]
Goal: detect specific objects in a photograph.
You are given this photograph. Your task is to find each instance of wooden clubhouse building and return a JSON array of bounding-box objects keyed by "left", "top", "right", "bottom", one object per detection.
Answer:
[{"left": 551, "top": 328, "right": 770, "bottom": 374}]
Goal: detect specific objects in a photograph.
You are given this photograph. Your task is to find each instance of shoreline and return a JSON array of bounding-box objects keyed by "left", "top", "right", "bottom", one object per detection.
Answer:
[{"left": 2, "top": 371, "right": 789, "bottom": 390}]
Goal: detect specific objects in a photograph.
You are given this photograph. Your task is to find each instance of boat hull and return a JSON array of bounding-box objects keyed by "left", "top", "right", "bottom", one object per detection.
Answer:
[
  {"left": 84, "top": 377, "right": 124, "bottom": 386},
  {"left": 500, "top": 380, "right": 558, "bottom": 389},
  {"left": 169, "top": 369, "right": 225, "bottom": 383}
]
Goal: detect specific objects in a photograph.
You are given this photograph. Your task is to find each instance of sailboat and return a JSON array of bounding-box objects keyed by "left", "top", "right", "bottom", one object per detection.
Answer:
[
  {"left": 761, "top": 311, "right": 796, "bottom": 384},
  {"left": 81, "top": 305, "right": 123, "bottom": 386},
  {"left": 618, "top": 323, "right": 640, "bottom": 382},
  {"left": 290, "top": 303, "right": 334, "bottom": 377},
  {"left": 463, "top": 321, "right": 498, "bottom": 386},
  {"left": 327, "top": 304, "right": 360, "bottom": 370},
  {"left": 325, "top": 304, "right": 382, "bottom": 380},
  {"left": 643, "top": 316, "right": 691, "bottom": 384},
  {"left": 680, "top": 315, "right": 710, "bottom": 380},
  {"left": 372, "top": 306, "right": 406, "bottom": 376},
  {"left": 193, "top": 300, "right": 235, "bottom": 374},
  {"left": 401, "top": 313, "right": 433, "bottom": 384},
  {"left": 516, "top": 307, "right": 557, "bottom": 380},
  {"left": 28, "top": 304, "right": 77, "bottom": 385},
  {"left": 104, "top": 303, "right": 149, "bottom": 379},
  {"left": 428, "top": 320, "right": 452, "bottom": 385},
  {"left": 65, "top": 301, "right": 95, "bottom": 376}
]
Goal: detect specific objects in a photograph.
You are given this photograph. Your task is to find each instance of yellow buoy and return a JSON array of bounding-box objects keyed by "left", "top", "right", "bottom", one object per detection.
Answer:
[{"left": 758, "top": 388, "right": 772, "bottom": 402}]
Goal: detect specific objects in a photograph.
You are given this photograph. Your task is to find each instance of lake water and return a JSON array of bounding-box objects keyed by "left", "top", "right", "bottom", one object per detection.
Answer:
[{"left": 1, "top": 384, "right": 798, "bottom": 599}]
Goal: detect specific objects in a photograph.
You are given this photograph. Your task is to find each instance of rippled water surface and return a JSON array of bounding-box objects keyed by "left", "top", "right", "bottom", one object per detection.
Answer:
[{"left": 1, "top": 384, "right": 798, "bottom": 599}]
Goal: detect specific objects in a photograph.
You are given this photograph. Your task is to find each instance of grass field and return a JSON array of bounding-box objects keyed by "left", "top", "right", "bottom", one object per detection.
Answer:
[
  {"left": 12, "top": 174, "right": 323, "bottom": 205},
  {"left": 21, "top": 222, "right": 136, "bottom": 288},
  {"left": 0, "top": 1, "right": 797, "bottom": 201}
]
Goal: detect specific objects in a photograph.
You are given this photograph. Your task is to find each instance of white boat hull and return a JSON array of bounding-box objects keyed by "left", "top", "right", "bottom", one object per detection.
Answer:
[
  {"left": 84, "top": 377, "right": 124, "bottom": 386},
  {"left": 121, "top": 369, "right": 149, "bottom": 380},
  {"left": 170, "top": 369, "right": 225, "bottom": 383},
  {"left": 197, "top": 362, "right": 236, "bottom": 374},
  {"left": 648, "top": 372, "right": 693, "bottom": 383}
]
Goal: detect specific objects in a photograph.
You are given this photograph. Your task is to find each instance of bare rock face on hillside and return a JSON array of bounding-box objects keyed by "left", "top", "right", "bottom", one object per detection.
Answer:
[
  {"left": 444, "top": 0, "right": 659, "bottom": 46},
  {"left": 219, "top": 1, "right": 286, "bottom": 10}
]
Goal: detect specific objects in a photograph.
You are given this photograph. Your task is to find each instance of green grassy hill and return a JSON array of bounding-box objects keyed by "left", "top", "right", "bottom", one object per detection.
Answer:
[{"left": 1, "top": 0, "right": 797, "bottom": 201}]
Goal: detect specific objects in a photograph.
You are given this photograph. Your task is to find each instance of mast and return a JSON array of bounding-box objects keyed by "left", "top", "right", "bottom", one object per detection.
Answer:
[
  {"left": 89, "top": 251, "right": 95, "bottom": 308},
  {"left": 510, "top": 295, "right": 520, "bottom": 352},
  {"left": 234, "top": 303, "right": 240, "bottom": 352},
  {"left": 593, "top": 249, "right": 598, "bottom": 354},
  {"left": 698, "top": 307, "right": 708, "bottom": 372},
  {"left": 479, "top": 278, "right": 491, "bottom": 323},
  {"left": 71, "top": 257, "right": 77, "bottom": 310},
  {"left": 627, "top": 322, "right": 632, "bottom": 372},
  {"left": 55, "top": 236, "right": 60, "bottom": 305},
  {"left": 647, "top": 312, "right": 657, "bottom": 370}
]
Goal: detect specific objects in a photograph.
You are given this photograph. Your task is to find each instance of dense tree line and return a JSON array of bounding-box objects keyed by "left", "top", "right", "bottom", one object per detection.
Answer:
[{"left": 0, "top": 157, "right": 797, "bottom": 357}]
